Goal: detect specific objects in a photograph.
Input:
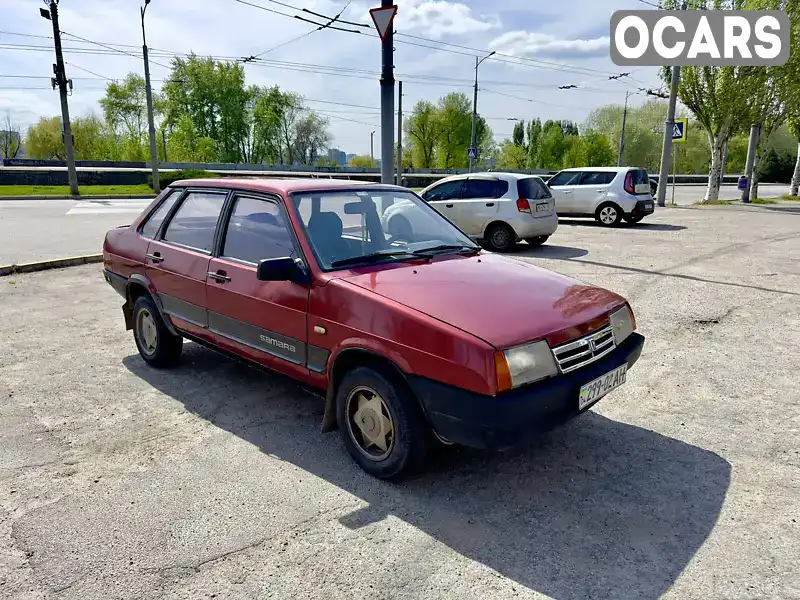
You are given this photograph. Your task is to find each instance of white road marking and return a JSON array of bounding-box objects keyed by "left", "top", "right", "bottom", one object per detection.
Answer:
[{"left": 67, "top": 200, "right": 151, "bottom": 215}]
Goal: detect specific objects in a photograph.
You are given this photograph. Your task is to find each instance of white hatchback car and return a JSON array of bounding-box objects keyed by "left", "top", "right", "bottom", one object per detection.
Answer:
[
  {"left": 383, "top": 173, "right": 558, "bottom": 252},
  {"left": 547, "top": 167, "right": 655, "bottom": 226}
]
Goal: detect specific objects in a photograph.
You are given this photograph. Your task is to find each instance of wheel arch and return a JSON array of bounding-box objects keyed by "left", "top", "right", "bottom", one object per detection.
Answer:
[
  {"left": 482, "top": 219, "right": 517, "bottom": 241},
  {"left": 321, "top": 347, "right": 417, "bottom": 433},
  {"left": 125, "top": 274, "right": 178, "bottom": 336}
]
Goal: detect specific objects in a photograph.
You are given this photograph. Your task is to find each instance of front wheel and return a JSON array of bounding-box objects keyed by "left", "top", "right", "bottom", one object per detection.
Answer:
[
  {"left": 486, "top": 223, "right": 516, "bottom": 252},
  {"left": 595, "top": 203, "right": 623, "bottom": 227},
  {"left": 336, "top": 366, "right": 428, "bottom": 480}
]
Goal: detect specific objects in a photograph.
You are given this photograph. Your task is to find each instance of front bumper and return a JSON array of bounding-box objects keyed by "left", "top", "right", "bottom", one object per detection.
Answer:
[
  {"left": 409, "top": 332, "right": 645, "bottom": 450},
  {"left": 629, "top": 200, "right": 655, "bottom": 218}
]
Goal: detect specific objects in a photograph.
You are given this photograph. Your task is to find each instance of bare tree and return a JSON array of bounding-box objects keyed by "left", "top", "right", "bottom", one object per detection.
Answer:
[{"left": 1, "top": 112, "right": 22, "bottom": 159}]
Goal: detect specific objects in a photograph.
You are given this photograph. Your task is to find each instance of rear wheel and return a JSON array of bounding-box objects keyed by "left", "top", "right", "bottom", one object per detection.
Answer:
[
  {"left": 525, "top": 235, "right": 549, "bottom": 247},
  {"left": 336, "top": 366, "right": 428, "bottom": 480},
  {"left": 595, "top": 203, "right": 623, "bottom": 227},
  {"left": 132, "top": 295, "right": 183, "bottom": 368},
  {"left": 486, "top": 223, "right": 516, "bottom": 252}
]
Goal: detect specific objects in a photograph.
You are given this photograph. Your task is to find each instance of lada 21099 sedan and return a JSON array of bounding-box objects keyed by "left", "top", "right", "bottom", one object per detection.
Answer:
[{"left": 103, "top": 178, "right": 645, "bottom": 479}]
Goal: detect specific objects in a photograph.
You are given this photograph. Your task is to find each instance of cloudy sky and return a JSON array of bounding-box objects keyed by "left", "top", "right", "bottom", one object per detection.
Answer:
[{"left": 0, "top": 0, "right": 664, "bottom": 158}]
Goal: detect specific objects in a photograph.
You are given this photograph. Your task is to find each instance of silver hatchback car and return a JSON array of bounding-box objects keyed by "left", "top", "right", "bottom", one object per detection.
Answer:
[{"left": 383, "top": 172, "right": 558, "bottom": 252}]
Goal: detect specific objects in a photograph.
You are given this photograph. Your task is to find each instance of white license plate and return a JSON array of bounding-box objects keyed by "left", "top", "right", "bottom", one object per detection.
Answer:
[
  {"left": 635, "top": 183, "right": 651, "bottom": 194},
  {"left": 536, "top": 202, "right": 549, "bottom": 213},
  {"left": 643, "top": 202, "right": 653, "bottom": 209},
  {"left": 578, "top": 364, "right": 627, "bottom": 410}
]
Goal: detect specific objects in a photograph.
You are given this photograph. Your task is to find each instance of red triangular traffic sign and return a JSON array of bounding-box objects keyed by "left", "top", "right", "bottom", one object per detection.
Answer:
[{"left": 369, "top": 5, "right": 397, "bottom": 42}]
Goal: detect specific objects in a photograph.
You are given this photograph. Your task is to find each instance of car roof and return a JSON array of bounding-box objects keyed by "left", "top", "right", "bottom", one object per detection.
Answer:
[
  {"left": 427, "top": 172, "right": 544, "bottom": 186},
  {"left": 557, "top": 167, "right": 638, "bottom": 173},
  {"left": 171, "top": 177, "right": 405, "bottom": 194}
]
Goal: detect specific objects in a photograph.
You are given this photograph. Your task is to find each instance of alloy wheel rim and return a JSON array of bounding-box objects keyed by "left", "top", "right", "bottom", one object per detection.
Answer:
[
  {"left": 600, "top": 207, "right": 617, "bottom": 224},
  {"left": 345, "top": 386, "right": 395, "bottom": 461},
  {"left": 137, "top": 309, "right": 158, "bottom": 356},
  {"left": 492, "top": 227, "right": 510, "bottom": 247}
]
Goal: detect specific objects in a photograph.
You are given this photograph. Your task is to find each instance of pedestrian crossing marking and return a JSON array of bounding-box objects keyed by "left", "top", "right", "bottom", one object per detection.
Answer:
[{"left": 66, "top": 200, "right": 151, "bottom": 215}]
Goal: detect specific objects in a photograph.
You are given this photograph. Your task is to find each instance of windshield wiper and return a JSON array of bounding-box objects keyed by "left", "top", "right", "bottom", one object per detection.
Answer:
[
  {"left": 330, "top": 251, "right": 422, "bottom": 268},
  {"left": 412, "top": 244, "right": 481, "bottom": 257}
]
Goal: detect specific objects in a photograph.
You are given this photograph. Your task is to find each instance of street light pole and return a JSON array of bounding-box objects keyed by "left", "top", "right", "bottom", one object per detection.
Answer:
[
  {"left": 470, "top": 50, "right": 495, "bottom": 173},
  {"left": 618, "top": 91, "right": 631, "bottom": 167},
  {"left": 141, "top": 0, "right": 160, "bottom": 194},
  {"left": 370, "top": 131, "right": 375, "bottom": 163}
]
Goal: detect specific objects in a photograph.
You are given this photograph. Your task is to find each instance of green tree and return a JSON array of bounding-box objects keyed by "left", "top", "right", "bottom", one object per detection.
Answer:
[
  {"left": 526, "top": 119, "right": 542, "bottom": 168},
  {"left": 99, "top": 73, "right": 152, "bottom": 160},
  {"left": 1, "top": 112, "right": 22, "bottom": 158},
  {"left": 582, "top": 130, "right": 615, "bottom": 167},
  {"left": 512, "top": 120, "right": 525, "bottom": 148},
  {"left": 25, "top": 116, "right": 64, "bottom": 159},
  {"left": 562, "top": 135, "right": 585, "bottom": 168},
  {"left": 404, "top": 101, "right": 440, "bottom": 168},
  {"left": 434, "top": 92, "right": 474, "bottom": 168},
  {"left": 71, "top": 114, "right": 118, "bottom": 160},
  {"left": 788, "top": 114, "right": 800, "bottom": 197},
  {"left": 496, "top": 139, "right": 527, "bottom": 169},
  {"left": 348, "top": 155, "right": 375, "bottom": 168}
]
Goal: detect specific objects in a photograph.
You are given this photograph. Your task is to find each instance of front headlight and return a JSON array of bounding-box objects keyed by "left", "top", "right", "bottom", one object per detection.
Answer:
[
  {"left": 610, "top": 304, "right": 635, "bottom": 345},
  {"left": 495, "top": 340, "right": 558, "bottom": 391}
]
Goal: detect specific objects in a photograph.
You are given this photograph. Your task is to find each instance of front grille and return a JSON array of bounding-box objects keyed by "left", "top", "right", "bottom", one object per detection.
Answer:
[{"left": 552, "top": 324, "right": 616, "bottom": 374}]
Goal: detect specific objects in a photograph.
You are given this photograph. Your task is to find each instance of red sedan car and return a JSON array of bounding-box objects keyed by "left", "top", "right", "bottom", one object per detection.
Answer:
[{"left": 103, "top": 178, "right": 644, "bottom": 479}]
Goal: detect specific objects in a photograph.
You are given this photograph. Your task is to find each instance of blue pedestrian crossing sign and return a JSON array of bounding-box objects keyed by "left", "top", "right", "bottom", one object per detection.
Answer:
[
  {"left": 672, "top": 118, "right": 688, "bottom": 144},
  {"left": 467, "top": 146, "right": 478, "bottom": 159}
]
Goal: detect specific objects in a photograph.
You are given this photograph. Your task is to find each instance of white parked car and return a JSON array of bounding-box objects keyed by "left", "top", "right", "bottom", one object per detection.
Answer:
[
  {"left": 546, "top": 167, "right": 655, "bottom": 226},
  {"left": 383, "top": 173, "right": 558, "bottom": 252}
]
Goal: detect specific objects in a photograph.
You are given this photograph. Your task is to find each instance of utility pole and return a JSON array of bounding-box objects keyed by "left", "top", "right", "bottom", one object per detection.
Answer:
[
  {"left": 618, "top": 91, "right": 631, "bottom": 167},
  {"left": 141, "top": 0, "right": 160, "bottom": 194},
  {"left": 42, "top": 1, "right": 78, "bottom": 196},
  {"left": 741, "top": 123, "right": 760, "bottom": 204},
  {"left": 396, "top": 80, "right": 402, "bottom": 185},
  {"left": 470, "top": 51, "right": 495, "bottom": 173},
  {"left": 379, "top": 0, "right": 394, "bottom": 184},
  {"left": 370, "top": 131, "right": 375, "bottom": 163},
  {"left": 161, "top": 130, "right": 167, "bottom": 162},
  {"left": 656, "top": 0, "right": 687, "bottom": 208}
]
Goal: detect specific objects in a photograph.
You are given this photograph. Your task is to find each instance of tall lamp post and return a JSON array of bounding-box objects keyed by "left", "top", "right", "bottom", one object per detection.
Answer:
[
  {"left": 141, "top": 0, "right": 160, "bottom": 193},
  {"left": 469, "top": 50, "right": 495, "bottom": 173}
]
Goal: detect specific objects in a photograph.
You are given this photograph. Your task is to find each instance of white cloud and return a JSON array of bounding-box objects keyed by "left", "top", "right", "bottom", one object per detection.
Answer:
[
  {"left": 490, "top": 31, "right": 610, "bottom": 59},
  {"left": 379, "top": 0, "right": 500, "bottom": 39}
]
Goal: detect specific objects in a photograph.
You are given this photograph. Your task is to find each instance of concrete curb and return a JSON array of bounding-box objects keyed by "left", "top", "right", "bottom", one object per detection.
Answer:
[
  {"left": 0, "top": 194, "right": 155, "bottom": 201},
  {"left": 0, "top": 254, "right": 103, "bottom": 277}
]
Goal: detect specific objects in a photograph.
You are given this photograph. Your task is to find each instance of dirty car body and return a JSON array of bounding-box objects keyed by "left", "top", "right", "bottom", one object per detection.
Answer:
[{"left": 103, "top": 178, "right": 645, "bottom": 479}]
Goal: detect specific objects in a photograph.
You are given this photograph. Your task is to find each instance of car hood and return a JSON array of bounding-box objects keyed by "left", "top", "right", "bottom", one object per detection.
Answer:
[{"left": 337, "top": 253, "right": 626, "bottom": 349}]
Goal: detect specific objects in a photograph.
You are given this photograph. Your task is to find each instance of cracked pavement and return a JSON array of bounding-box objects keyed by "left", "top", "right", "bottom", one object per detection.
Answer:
[{"left": 1, "top": 203, "right": 799, "bottom": 599}]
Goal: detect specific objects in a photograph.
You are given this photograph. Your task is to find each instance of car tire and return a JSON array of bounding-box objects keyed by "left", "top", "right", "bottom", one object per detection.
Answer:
[
  {"left": 486, "top": 223, "right": 516, "bottom": 252},
  {"left": 624, "top": 215, "right": 644, "bottom": 224},
  {"left": 132, "top": 295, "right": 183, "bottom": 368},
  {"left": 336, "top": 366, "right": 428, "bottom": 480},
  {"left": 595, "top": 203, "right": 623, "bottom": 227},
  {"left": 525, "top": 235, "right": 549, "bottom": 247}
]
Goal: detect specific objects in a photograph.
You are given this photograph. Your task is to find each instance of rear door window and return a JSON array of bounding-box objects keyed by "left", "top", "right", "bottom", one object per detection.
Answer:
[
  {"left": 463, "top": 179, "right": 506, "bottom": 199},
  {"left": 517, "top": 177, "right": 551, "bottom": 199},
  {"left": 547, "top": 171, "right": 582, "bottom": 187},
  {"left": 578, "top": 172, "right": 616, "bottom": 186},
  {"left": 628, "top": 169, "right": 650, "bottom": 185},
  {"left": 162, "top": 191, "right": 227, "bottom": 253},
  {"left": 140, "top": 190, "right": 180, "bottom": 239}
]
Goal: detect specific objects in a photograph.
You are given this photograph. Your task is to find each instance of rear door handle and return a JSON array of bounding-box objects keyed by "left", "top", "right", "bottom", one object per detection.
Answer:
[
  {"left": 485, "top": 202, "right": 494, "bottom": 207},
  {"left": 445, "top": 204, "right": 454, "bottom": 208},
  {"left": 563, "top": 190, "right": 573, "bottom": 194},
  {"left": 207, "top": 270, "right": 231, "bottom": 283},
  {"left": 145, "top": 252, "right": 163, "bottom": 264},
  {"left": 596, "top": 189, "right": 606, "bottom": 192}
]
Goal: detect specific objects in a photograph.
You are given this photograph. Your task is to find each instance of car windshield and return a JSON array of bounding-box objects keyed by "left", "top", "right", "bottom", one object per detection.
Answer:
[{"left": 291, "top": 189, "right": 479, "bottom": 270}]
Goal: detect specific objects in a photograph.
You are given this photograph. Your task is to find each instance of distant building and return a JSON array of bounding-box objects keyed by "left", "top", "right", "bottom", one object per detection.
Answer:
[{"left": 327, "top": 148, "right": 347, "bottom": 166}]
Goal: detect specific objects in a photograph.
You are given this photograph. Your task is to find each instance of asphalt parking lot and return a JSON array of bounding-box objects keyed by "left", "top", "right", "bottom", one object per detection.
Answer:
[{"left": 1, "top": 202, "right": 799, "bottom": 599}]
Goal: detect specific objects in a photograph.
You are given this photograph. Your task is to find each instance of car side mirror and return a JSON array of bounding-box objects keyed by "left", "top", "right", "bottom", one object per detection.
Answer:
[{"left": 257, "top": 257, "right": 298, "bottom": 282}]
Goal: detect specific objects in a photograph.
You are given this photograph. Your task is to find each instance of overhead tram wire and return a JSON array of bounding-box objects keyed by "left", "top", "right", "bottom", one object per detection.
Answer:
[{"left": 60, "top": 30, "right": 173, "bottom": 70}]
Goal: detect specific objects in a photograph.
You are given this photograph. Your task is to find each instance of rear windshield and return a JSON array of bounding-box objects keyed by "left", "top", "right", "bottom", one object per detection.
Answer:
[
  {"left": 628, "top": 169, "right": 649, "bottom": 185},
  {"left": 517, "top": 177, "right": 552, "bottom": 200}
]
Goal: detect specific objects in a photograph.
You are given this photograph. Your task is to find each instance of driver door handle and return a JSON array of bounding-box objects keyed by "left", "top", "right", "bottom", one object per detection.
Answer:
[
  {"left": 445, "top": 204, "right": 454, "bottom": 208},
  {"left": 485, "top": 202, "right": 494, "bottom": 207},
  {"left": 207, "top": 270, "right": 231, "bottom": 283},
  {"left": 145, "top": 252, "right": 163, "bottom": 263}
]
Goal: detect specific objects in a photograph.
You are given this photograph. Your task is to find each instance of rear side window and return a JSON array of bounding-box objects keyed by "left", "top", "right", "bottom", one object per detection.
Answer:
[
  {"left": 163, "top": 191, "right": 227, "bottom": 253},
  {"left": 628, "top": 169, "right": 649, "bottom": 185},
  {"left": 463, "top": 179, "right": 507, "bottom": 199},
  {"left": 579, "top": 172, "right": 616, "bottom": 186},
  {"left": 221, "top": 196, "right": 296, "bottom": 264},
  {"left": 548, "top": 171, "right": 582, "bottom": 187},
  {"left": 140, "top": 190, "right": 180, "bottom": 239},
  {"left": 517, "top": 177, "right": 551, "bottom": 200}
]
